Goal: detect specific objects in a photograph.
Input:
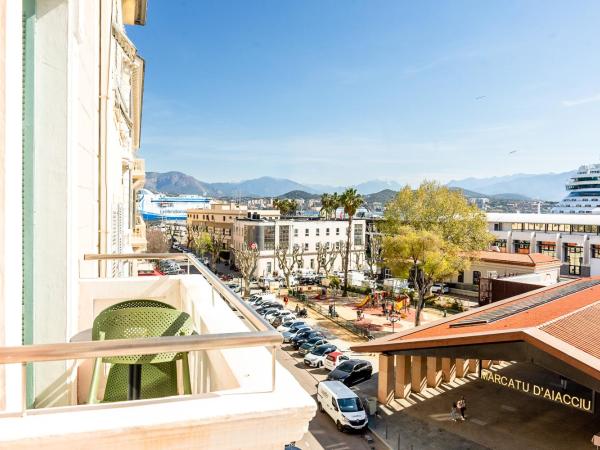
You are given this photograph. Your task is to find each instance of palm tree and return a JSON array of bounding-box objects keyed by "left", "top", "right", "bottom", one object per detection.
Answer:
[
  {"left": 330, "top": 192, "right": 341, "bottom": 219},
  {"left": 320, "top": 193, "right": 331, "bottom": 218},
  {"left": 340, "top": 188, "right": 363, "bottom": 296}
]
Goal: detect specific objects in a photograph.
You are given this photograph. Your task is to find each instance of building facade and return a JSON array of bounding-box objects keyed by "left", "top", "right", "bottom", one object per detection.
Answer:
[
  {"left": 232, "top": 217, "right": 367, "bottom": 277},
  {"left": 487, "top": 213, "right": 600, "bottom": 277}
]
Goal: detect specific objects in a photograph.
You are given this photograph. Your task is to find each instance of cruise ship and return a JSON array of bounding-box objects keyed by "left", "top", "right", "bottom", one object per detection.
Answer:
[
  {"left": 552, "top": 164, "right": 600, "bottom": 214},
  {"left": 137, "top": 188, "right": 211, "bottom": 221}
]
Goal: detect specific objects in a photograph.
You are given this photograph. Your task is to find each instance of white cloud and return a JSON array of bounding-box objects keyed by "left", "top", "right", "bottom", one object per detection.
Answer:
[{"left": 562, "top": 93, "right": 600, "bottom": 107}]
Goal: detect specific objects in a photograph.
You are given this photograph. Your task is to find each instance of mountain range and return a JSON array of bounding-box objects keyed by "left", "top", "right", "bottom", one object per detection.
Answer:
[{"left": 145, "top": 169, "right": 574, "bottom": 201}]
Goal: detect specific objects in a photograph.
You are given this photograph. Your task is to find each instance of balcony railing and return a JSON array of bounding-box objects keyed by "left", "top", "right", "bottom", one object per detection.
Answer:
[{"left": 0, "top": 252, "right": 281, "bottom": 416}]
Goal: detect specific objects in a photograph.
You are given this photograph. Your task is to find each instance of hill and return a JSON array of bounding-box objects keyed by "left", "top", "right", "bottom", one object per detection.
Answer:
[
  {"left": 278, "top": 190, "right": 321, "bottom": 200},
  {"left": 145, "top": 171, "right": 213, "bottom": 195}
]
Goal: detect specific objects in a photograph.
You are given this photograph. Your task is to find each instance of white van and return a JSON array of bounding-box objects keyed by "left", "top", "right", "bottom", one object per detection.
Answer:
[{"left": 316, "top": 381, "right": 368, "bottom": 432}]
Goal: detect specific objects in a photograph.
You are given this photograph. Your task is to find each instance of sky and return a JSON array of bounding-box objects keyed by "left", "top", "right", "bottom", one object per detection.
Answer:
[{"left": 128, "top": 1, "right": 600, "bottom": 186}]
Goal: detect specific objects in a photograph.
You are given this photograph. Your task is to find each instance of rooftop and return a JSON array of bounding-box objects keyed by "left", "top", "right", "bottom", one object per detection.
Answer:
[
  {"left": 473, "top": 250, "right": 560, "bottom": 267},
  {"left": 487, "top": 212, "right": 600, "bottom": 225}
]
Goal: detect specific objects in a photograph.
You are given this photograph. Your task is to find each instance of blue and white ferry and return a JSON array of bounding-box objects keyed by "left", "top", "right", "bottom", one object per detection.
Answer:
[{"left": 137, "top": 188, "right": 211, "bottom": 222}]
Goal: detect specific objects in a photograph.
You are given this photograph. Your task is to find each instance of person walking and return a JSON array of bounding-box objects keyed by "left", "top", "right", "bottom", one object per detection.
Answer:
[
  {"left": 450, "top": 402, "right": 460, "bottom": 422},
  {"left": 457, "top": 396, "right": 467, "bottom": 420},
  {"left": 284, "top": 296, "right": 289, "bottom": 307}
]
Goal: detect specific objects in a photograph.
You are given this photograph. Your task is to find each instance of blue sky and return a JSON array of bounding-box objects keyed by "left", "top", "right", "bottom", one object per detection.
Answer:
[{"left": 128, "top": 1, "right": 600, "bottom": 185}]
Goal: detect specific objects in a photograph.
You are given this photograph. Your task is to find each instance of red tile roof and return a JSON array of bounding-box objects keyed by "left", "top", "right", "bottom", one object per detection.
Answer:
[{"left": 473, "top": 251, "right": 559, "bottom": 267}]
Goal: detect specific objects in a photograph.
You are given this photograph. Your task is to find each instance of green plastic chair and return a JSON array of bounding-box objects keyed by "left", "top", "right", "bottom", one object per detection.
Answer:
[{"left": 88, "top": 299, "right": 195, "bottom": 404}]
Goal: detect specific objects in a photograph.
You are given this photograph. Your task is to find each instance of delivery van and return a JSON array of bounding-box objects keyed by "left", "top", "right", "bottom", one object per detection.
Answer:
[{"left": 316, "top": 381, "right": 368, "bottom": 432}]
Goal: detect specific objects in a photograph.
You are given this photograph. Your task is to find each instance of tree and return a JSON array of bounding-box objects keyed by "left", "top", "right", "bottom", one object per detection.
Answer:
[
  {"left": 189, "top": 225, "right": 211, "bottom": 256},
  {"left": 275, "top": 245, "right": 304, "bottom": 288},
  {"left": 146, "top": 228, "right": 170, "bottom": 253},
  {"left": 233, "top": 242, "right": 259, "bottom": 297},
  {"left": 273, "top": 198, "right": 298, "bottom": 216},
  {"left": 382, "top": 181, "right": 493, "bottom": 326},
  {"left": 366, "top": 233, "right": 383, "bottom": 278},
  {"left": 316, "top": 242, "right": 341, "bottom": 277},
  {"left": 320, "top": 192, "right": 341, "bottom": 219},
  {"left": 340, "top": 188, "right": 363, "bottom": 296},
  {"left": 328, "top": 275, "right": 341, "bottom": 296}
]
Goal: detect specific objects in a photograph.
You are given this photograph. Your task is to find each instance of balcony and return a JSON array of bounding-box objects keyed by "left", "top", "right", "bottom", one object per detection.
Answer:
[
  {"left": 131, "top": 158, "right": 145, "bottom": 188},
  {"left": 130, "top": 218, "right": 147, "bottom": 251},
  {"left": 0, "top": 254, "right": 315, "bottom": 449}
]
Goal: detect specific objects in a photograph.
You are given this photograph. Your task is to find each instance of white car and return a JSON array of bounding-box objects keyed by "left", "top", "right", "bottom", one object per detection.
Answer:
[
  {"left": 268, "top": 311, "right": 296, "bottom": 324},
  {"left": 277, "top": 320, "right": 306, "bottom": 333},
  {"left": 431, "top": 283, "right": 450, "bottom": 294},
  {"left": 304, "top": 344, "right": 337, "bottom": 368},
  {"left": 264, "top": 309, "right": 290, "bottom": 322},
  {"left": 323, "top": 351, "right": 351, "bottom": 371}
]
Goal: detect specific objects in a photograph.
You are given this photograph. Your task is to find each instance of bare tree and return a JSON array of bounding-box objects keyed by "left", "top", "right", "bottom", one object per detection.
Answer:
[
  {"left": 353, "top": 251, "right": 362, "bottom": 271},
  {"left": 317, "top": 242, "right": 340, "bottom": 277},
  {"left": 339, "top": 240, "right": 349, "bottom": 280},
  {"left": 146, "top": 228, "right": 170, "bottom": 253},
  {"left": 366, "top": 233, "right": 383, "bottom": 278},
  {"left": 275, "top": 245, "right": 305, "bottom": 288},
  {"left": 209, "top": 228, "right": 226, "bottom": 270},
  {"left": 233, "top": 242, "right": 259, "bottom": 297}
]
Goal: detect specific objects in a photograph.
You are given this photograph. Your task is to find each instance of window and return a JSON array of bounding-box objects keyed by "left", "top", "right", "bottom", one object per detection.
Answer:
[
  {"left": 537, "top": 242, "right": 556, "bottom": 257},
  {"left": 304, "top": 243, "right": 309, "bottom": 251},
  {"left": 326, "top": 242, "right": 331, "bottom": 249},
  {"left": 335, "top": 242, "right": 340, "bottom": 250},
  {"left": 305, "top": 228, "right": 309, "bottom": 237},
  {"left": 279, "top": 225, "right": 290, "bottom": 249},
  {"left": 354, "top": 223, "right": 364, "bottom": 246},
  {"left": 336, "top": 228, "right": 340, "bottom": 236},
  {"left": 266, "top": 262, "right": 272, "bottom": 273},
  {"left": 310, "top": 259, "right": 314, "bottom": 269},
  {"left": 493, "top": 239, "right": 507, "bottom": 252},
  {"left": 592, "top": 245, "right": 600, "bottom": 259},
  {"left": 564, "top": 243, "right": 583, "bottom": 275},
  {"left": 513, "top": 240, "right": 530, "bottom": 254},
  {"left": 473, "top": 270, "right": 481, "bottom": 286},
  {"left": 458, "top": 271, "right": 464, "bottom": 283},
  {"left": 493, "top": 223, "right": 503, "bottom": 231},
  {"left": 264, "top": 226, "right": 275, "bottom": 250},
  {"left": 326, "top": 228, "right": 330, "bottom": 236},
  {"left": 223, "top": 216, "right": 226, "bottom": 222},
  {"left": 511, "top": 222, "right": 523, "bottom": 231},
  {"left": 294, "top": 228, "right": 298, "bottom": 237},
  {"left": 316, "top": 228, "right": 320, "bottom": 236}
]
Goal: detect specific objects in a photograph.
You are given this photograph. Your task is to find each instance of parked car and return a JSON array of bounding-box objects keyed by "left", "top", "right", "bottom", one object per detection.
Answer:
[
  {"left": 323, "top": 351, "right": 351, "bottom": 371},
  {"left": 277, "top": 320, "right": 305, "bottom": 333},
  {"left": 292, "top": 330, "right": 324, "bottom": 349},
  {"left": 304, "top": 344, "right": 337, "bottom": 368},
  {"left": 326, "top": 360, "right": 373, "bottom": 387},
  {"left": 282, "top": 325, "right": 311, "bottom": 343},
  {"left": 268, "top": 310, "right": 295, "bottom": 324},
  {"left": 431, "top": 283, "right": 449, "bottom": 294},
  {"left": 256, "top": 303, "right": 284, "bottom": 315},
  {"left": 258, "top": 307, "right": 281, "bottom": 318},
  {"left": 317, "top": 381, "right": 368, "bottom": 432},
  {"left": 299, "top": 337, "right": 328, "bottom": 355}
]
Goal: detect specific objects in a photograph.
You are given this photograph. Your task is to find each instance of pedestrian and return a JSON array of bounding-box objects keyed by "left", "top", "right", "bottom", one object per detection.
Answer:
[
  {"left": 295, "top": 304, "right": 300, "bottom": 314},
  {"left": 457, "top": 396, "right": 466, "bottom": 420},
  {"left": 284, "top": 296, "right": 289, "bottom": 307},
  {"left": 450, "top": 402, "right": 460, "bottom": 422},
  {"left": 328, "top": 304, "right": 333, "bottom": 316},
  {"left": 356, "top": 309, "right": 361, "bottom": 320}
]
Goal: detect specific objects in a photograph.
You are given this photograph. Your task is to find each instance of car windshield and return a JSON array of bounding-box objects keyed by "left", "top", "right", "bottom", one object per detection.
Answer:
[
  {"left": 336, "top": 361, "right": 354, "bottom": 373},
  {"left": 282, "top": 321, "right": 293, "bottom": 327},
  {"left": 338, "top": 397, "right": 364, "bottom": 413},
  {"left": 312, "top": 346, "right": 332, "bottom": 356}
]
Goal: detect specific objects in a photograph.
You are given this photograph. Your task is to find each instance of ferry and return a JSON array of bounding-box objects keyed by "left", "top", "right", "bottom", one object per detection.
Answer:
[
  {"left": 552, "top": 164, "right": 600, "bottom": 214},
  {"left": 137, "top": 188, "right": 211, "bottom": 222}
]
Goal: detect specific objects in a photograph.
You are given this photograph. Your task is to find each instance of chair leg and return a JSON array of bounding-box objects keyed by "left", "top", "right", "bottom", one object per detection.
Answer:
[
  {"left": 182, "top": 353, "right": 192, "bottom": 395},
  {"left": 87, "top": 331, "right": 105, "bottom": 404}
]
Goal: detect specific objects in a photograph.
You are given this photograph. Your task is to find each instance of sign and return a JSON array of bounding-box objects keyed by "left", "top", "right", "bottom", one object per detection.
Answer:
[{"left": 481, "top": 369, "right": 594, "bottom": 413}]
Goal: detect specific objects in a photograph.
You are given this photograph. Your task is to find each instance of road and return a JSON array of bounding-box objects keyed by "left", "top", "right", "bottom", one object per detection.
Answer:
[{"left": 276, "top": 345, "right": 382, "bottom": 450}]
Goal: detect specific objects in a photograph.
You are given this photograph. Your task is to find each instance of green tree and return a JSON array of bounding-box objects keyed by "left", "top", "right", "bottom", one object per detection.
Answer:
[
  {"left": 233, "top": 242, "right": 259, "bottom": 297},
  {"left": 274, "top": 198, "right": 298, "bottom": 216},
  {"left": 320, "top": 192, "right": 341, "bottom": 219},
  {"left": 340, "top": 188, "right": 363, "bottom": 296},
  {"left": 382, "top": 181, "right": 493, "bottom": 326}
]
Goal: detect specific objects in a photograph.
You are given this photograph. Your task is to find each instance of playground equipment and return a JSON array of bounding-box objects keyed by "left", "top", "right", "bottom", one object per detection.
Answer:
[{"left": 355, "top": 295, "right": 370, "bottom": 308}]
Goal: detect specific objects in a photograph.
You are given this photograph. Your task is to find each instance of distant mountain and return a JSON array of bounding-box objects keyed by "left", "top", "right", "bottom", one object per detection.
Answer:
[
  {"left": 145, "top": 171, "right": 214, "bottom": 195},
  {"left": 209, "top": 176, "right": 315, "bottom": 197},
  {"left": 278, "top": 190, "right": 321, "bottom": 200},
  {"left": 364, "top": 189, "right": 398, "bottom": 204},
  {"left": 354, "top": 180, "right": 405, "bottom": 194},
  {"left": 447, "top": 170, "right": 575, "bottom": 201}
]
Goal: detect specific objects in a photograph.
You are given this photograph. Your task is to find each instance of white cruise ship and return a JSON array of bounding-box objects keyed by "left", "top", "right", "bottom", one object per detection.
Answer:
[
  {"left": 137, "top": 188, "right": 211, "bottom": 221},
  {"left": 552, "top": 164, "right": 600, "bottom": 214}
]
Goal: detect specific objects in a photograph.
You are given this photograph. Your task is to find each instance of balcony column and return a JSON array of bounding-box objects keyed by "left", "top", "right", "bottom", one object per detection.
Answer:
[
  {"left": 455, "top": 358, "right": 469, "bottom": 378},
  {"left": 377, "top": 354, "right": 394, "bottom": 404},
  {"left": 394, "top": 355, "right": 411, "bottom": 399},
  {"left": 426, "top": 357, "right": 443, "bottom": 388},
  {"left": 411, "top": 356, "right": 427, "bottom": 393},
  {"left": 442, "top": 358, "right": 456, "bottom": 383},
  {"left": 468, "top": 359, "right": 480, "bottom": 374}
]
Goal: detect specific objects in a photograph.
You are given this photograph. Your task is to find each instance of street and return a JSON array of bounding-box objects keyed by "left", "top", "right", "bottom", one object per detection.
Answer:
[{"left": 276, "top": 346, "right": 383, "bottom": 450}]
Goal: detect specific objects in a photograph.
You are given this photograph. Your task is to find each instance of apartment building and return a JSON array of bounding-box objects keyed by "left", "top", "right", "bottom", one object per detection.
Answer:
[
  {"left": 232, "top": 217, "right": 367, "bottom": 276},
  {"left": 0, "top": 1, "right": 313, "bottom": 447},
  {"left": 487, "top": 212, "right": 600, "bottom": 277},
  {"left": 187, "top": 203, "right": 279, "bottom": 253}
]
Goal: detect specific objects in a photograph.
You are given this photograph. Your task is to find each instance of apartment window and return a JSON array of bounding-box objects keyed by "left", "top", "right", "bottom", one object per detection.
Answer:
[
  {"left": 335, "top": 242, "right": 340, "bottom": 250},
  {"left": 457, "top": 271, "right": 464, "bottom": 283},
  {"left": 310, "top": 259, "right": 315, "bottom": 269},
  {"left": 326, "top": 242, "right": 331, "bottom": 249},
  {"left": 326, "top": 228, "right": 330, "bottom": 236},
  {"left": 511, "top": 222, "right": 523, "bottom": 231},
  {"left": 294, "top": 228, "right": 298, "bottom": 237},
  {"left": 354, "top": 223, "right": 364, "bottom": 246},
  {"left": 316, "top": 228, "right": 320, "bottom": 236},
  {"left": 592, "top": 245, "right": 600, "bottom": 259},
  {"left": 264, "top": 225, "right": 275, "bottom": 250},
  {"left": 537, "top": 242, "right": 556, "bottom": 257},
  {"left": 279, "top": 225, "right": 290, "bottom": 249},
  {"left": 266, "top": 262, "right": 272, "bottom": 273},
  {"left": 564, "top": 243, "right": 583, "bottom": 275},
  {"left": 493, "top": 239, "right": 507, "bottom": 252},
  {"left": 493, "top": 223, "right": 503, "bottom": 231},
  {"left": 304, "top": 243, "right": 309, "bottom": 251},
  {"left": 316, "top": 242, "right": 321, "bottom": 250},
  {"left": 513, "top": 240, "right": 530, "bottom": 254},
  {"left": 223, "top": 216, "right": 226, "bottom": 222},
  {"left": 336, "top": 228, "right": 340, "bottom": 236},
  {"left": 305, "top": 228, "right": 309, "bottom": 237},
  {"left": 473, "top": 270, "right": 481, "bottom": 286}
]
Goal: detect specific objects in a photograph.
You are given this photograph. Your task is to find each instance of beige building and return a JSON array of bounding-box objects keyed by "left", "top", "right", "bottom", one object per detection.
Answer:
[
  {"left": 187, "top": 203, "right": 280, "bottom": 252},
  {"left": 0, "top": 1, "right": 314, "bottom": 447}
]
